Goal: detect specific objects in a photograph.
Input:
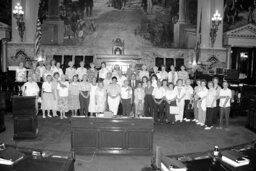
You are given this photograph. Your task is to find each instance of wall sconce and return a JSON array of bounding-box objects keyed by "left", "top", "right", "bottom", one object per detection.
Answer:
[
  {"left": 210, "top": 10, "right": 222, "bottom": 47},
  {"left": 13, "top": 2, "right": 25, "bottom": 42}
]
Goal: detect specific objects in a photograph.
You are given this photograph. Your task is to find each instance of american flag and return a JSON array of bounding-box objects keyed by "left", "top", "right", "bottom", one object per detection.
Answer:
[
  {"left": 195, "top": 8, "right": 202, "bottom": 63},
  {"left": 34, "top": 18, "right": 42, "bottom": 56}
]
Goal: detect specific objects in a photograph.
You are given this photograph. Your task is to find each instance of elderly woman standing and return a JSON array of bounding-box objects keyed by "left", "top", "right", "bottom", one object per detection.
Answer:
[
  {"left": 52, "top": 72, "right": 60, "bottom": 117},
  {"left": 57, "top": 75, "right": 69, "bottom": 119},
  {"left": 134, "top": 82, "right": 145, "bottom": 117},
  {"left": 99, "top": 62, "right": 109, "bottom": 81},
  {"left": 95, "top": 81, "right": 107, "bottom": 114},
  {"left": 69, "top": 75, "right": 80, "bottom": 116},
  {"left": 174, "top": 79, "right": 186, "bottom": 122},
  {"left": 87, "top": 62, "right": 98, "bottom": 83},
  {"left": 197, "top": 80, "right": 208, "bottom": 126},
  {"left": 65, "top": 61, "right": 76, "bottom": 82},
  {"left": 28, "top": 62, "right": 40, "bottom": 83},
  {"left": 178, "top": 65, "right": 189, "bottom": 84},
  {"left": 89, "top": 77, "right": 98, "bottom": 116}
]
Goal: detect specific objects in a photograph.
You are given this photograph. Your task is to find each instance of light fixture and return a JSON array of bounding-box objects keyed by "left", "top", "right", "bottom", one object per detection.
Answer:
[
  {"left": 210, "top": 10, "right": 222, "bottom": 47},
  {"left": 13, "top": 2, "right": 25, "bottom": 42}
]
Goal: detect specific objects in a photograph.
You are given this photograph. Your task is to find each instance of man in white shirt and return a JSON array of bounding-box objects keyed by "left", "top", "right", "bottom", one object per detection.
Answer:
[
  {"left": 218, "top": 81, "right": 232, "bottom": 130},
  {"left": 183, "top": 79, "right": 194, "bottom": 121},
  {"left": 22, "top": 76, "right": 40, "bottom": 97},
  {"left": 76, "top": 61, "right": 87, "bottom": 81},
  {"left": 121, "top": 80, "right": 132, "bottom": 116},
  {"left": 139, "top": 64, "right": 149, "bottom": 81},
  {"left": 107, "top": 77, "right": 121, "bottom": 115},
  {"left": 152, "top": 80, "right": 165, "bottom": 123}
]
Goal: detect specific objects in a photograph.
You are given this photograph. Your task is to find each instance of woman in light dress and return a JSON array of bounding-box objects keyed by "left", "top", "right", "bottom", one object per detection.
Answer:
[
  {"left": 95, "top": 81, "right": 107, "bottom": 113},
  {"left": 89, "top": 77, "right": 98, "bottom": 116},
  {"left": 174, "top": 79, "right": 186, "bottom": 122},
  {"left": 51, "top": 72, "right": 60, "bottom": 117}
]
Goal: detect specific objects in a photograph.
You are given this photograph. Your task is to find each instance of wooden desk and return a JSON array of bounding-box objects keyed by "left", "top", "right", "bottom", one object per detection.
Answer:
[
  {"left": 71, "top": 117, "right": 154, "bottom": 155},
  {"left": 0, "top": 147, "right": 74, "bottom": 171}
]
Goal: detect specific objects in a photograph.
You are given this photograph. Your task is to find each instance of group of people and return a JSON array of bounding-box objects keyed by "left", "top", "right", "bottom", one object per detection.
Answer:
[{"left": 16, "top": 60, "right": 232, "bottom": 130}]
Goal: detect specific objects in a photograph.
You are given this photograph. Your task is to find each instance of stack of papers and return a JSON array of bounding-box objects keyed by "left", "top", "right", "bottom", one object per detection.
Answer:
[
  {"left": 161, "top": 156, "right": 187, "bottom": 171},
  {"left": 0, "top": 147, "right": 25, "bottom": 165},
  {"left": 221, "top": 150, "right": 250, "bottom": 167}
]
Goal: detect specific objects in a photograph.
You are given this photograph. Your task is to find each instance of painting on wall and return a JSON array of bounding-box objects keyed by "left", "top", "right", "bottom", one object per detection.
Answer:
[
  {"left": 56, "top": 0, "right": 197, "bottom": 48},
  {"left": 224, "top": 0, "right": 256, "bottom": 31}
]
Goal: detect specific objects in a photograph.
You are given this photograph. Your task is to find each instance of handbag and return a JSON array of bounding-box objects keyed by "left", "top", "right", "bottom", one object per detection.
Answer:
[{"left": 169, "top": 105, "right": 180, "bottom": 115}]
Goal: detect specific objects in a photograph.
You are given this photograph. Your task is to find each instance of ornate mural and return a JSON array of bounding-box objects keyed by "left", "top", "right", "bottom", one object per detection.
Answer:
[{"left": 224, "top": 0, "right": 256, "bottom": 31}]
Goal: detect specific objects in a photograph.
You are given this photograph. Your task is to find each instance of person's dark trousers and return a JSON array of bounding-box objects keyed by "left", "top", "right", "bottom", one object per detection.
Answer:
[
  {"left": 165, "top": 101, "right": 175, "bottom": 123},
  {"left": 183, "top": 100, "right": 193, "bottom": 119},
  {"left": 219, "top": 107, "right": 231, "bottom": 128},
  {"left": 122, "top": 98, "right": 131, "bottom": 116},
  {"left": 117, "top": 102, "right": 123, "bottom": 115},
  {"left": 144, "top": 94, "right": 153, "bottom": 117},
  {"left": 79, "top": 92, "right": 89, "bottom": 116},
  {"left": 86, "top": 5, "right": 93, "bottom": 17},
  {"left": 205, "top": 107, "right": 215, "bottom": 127},
  {"left": 154, "top": 99, "right": 164, "bottom": 123},
  {"left": 213, "top": 99, "right": 220, "bottom": 125}
]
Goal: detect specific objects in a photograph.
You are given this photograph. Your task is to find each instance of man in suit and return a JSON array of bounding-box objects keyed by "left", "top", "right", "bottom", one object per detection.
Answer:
[{"left": 129, "top": 74, "right": 138, "bottom": 116}]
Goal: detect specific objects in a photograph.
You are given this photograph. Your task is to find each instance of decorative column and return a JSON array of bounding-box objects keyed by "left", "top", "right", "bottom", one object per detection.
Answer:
[
  {"left": 173, "top": 0, "right": 189, "bottom": 47},
  {"left": 226, "top": 46, "right": 232, "bottom": 69},
  {"left": 178, "top": 0, "right": 186, "bottom": 23},
  {"left": 1, "top": 39, "right": 8, "bottom": 72},
  {"left": 24, "top": 0, "right": 40, "bottom": 43},
  {"left": 41, "top": 0, "right": 64, "bottom": 44}
]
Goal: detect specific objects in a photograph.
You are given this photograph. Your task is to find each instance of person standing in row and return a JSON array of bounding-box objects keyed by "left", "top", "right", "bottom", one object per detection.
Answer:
[
  {"left": 87, "top": 62, "right": 98, "bottom": 83},
  {"left": 22, "top": 75, "right": 40, "bottom": 97},
  {"left": 158, "top": 65, "right": 168, "bottom": 82},
  {"left": 50, "top": 60, "right": 57, "bottom": 74},
  {"left": 121, "top": 80, "right": 132, "bottom": 116},
  {"left": 168, "top": 65, "right": 178, "bottom": 85},
  {"left": 95, "top": 81, "right": 107, "bottom": 114},
  {"left": 152, "top": 80, "right": 165, "bottom": 123},
  {"left": 28, "top": 62, "right": 40, "bottom": 83},
  {"left": 103, "top": 72, "right": 112, "bottom": 88},
  {"left": 139, "top": 64, "right": 149, "bottom": 81},
  {"left": 37, "top": 61, "right": 46, "bottom": 82},
  {"left": 218, "top": 81, "right": 232, "bottom": 131},
  {"left": 178, "top": 65, "right": 189, "bottom": 84},
  {"left": 164, "top": 83, "right": 177, "bottom": 124},
  {"left": 174, "top": 79, "right": 186, "bottom": 122},
  {"left": 69, "top": 75, "right": 80, "bottom": 116},
  {"left": 205, "top": 81, "right": 217, "bottom": 130},
  {"left": 129, "top": 73, "right": 138, "bottom": 115},
  {"left": 193, "top": 79, "right": 201, "bottom": 123},
  {"left": 79, "top": 74, "right": 91, "bottom": 116},
  {"left": 213, "top": 77, "right": 221, "bottom": 125},
  {"left": 66, "top": 61, "right": 76, "bottom": 82},
  {"left": 57, "top": 75, "right": 69, "bottom": 119},
  {"left": 126, "top": 63, "right": 137, "bottom": 80},
  {"left": 16, "top": 62, "right": 27, "bottom": 82},
  {"left": 117, "top": 70, "right": 127, "bottom": 87},
  {"left": 134, "top": 82, "right": 145, "bottom": 116},
  {"left": 89, "top": 77, "right": 98, "bottom": 116},
  {"left": 99, "top": 62, "right": 109, "bottom": 81},
  {"left": 107, "top": 77, "right": 121, "bottom": 115},
  {"left": 52, "top": 72, "right": 60, "bottom": 117},
  {"left": 41, "top": 75, "right": 54, "bottom": 118},
  {"left": 197, "top": 80, "right": 208, "bottom": 126},
  {"left": 76, "top": 61, "right": 87, "bottom": 81},
  {"left": 142, "top": 76, "right": 148, "bottom": 88},
  {"left": 144, "top": 80, "right": 154, "bottom": 117},
  {"left": 42, "top": 64, "right": 53, "bottom": 81},
  {"left": 183, "top": 79, "right": 194, "bottom": 121}
]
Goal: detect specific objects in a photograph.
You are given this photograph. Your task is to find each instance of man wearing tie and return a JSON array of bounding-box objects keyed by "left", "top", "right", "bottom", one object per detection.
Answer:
[{"left": 129, "top": 74, "right": 138, "bottom": 115}]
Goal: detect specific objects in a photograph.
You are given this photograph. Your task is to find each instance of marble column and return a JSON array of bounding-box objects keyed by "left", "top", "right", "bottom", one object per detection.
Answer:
[
  {"left": 1, "top": 39, "right": 8, "bottom": 72},
  {"left": 198, "top": 0, "right": 211, "bottom": 49},
  {"left": 226, "top": 46, "right": 232, "bottom": 69},
  {"left": 41, "top": 0, "right": 64, "bottom": 44},
  {"left": 178, "top": 0, "right": 186, "bottom": 23},
  {"left": 24, "top": 0, "right": 40, "bottom": 43}
]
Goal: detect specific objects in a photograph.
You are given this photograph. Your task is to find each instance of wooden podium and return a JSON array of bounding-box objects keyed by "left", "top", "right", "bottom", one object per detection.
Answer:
[
  {"left": 12, "top": 96, "right": 38, "bottom": 139},
  {"left": 71, "top": 117, "right": 154, "bottom": 155}
]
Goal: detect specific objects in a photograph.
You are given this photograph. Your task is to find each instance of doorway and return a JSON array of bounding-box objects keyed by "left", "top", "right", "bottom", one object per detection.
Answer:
[{"left": 231, "top": 47, "right": 256, "bottom": 84}]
